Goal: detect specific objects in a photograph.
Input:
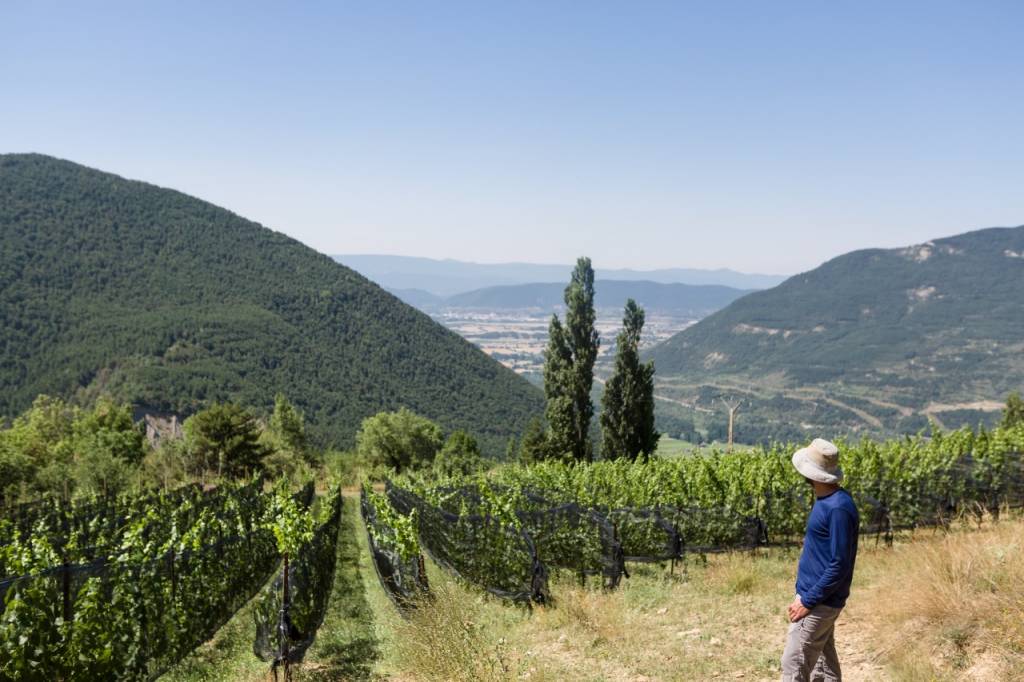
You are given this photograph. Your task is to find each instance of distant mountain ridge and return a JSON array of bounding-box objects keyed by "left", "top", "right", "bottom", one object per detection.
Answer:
[
  {"left": 393, "top": 280, "right": 750, "bottom": 317},
  {"left": 646, "top": 225, "right": 1024, "bottom": 441},
  {"left": 334, "top": 254, "right": 786, "bottom": 295},
  {"left": 0, "top": 154, "right": 543, "bottom": 454}
]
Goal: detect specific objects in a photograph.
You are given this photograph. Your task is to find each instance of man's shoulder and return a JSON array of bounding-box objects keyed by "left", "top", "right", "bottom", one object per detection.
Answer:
[{"left": 830, "top": 489, "right": 860, "bottom": 518}]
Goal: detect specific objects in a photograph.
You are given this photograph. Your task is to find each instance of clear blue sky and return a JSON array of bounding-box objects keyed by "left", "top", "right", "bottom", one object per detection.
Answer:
[{"left": 2, "top": 1, "right": 1022, "bottom": 274}]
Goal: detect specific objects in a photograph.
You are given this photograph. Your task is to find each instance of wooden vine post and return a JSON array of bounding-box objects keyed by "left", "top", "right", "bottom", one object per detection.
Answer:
[{"left": 281, "top": 552, "right": 291, "bottom": 681}]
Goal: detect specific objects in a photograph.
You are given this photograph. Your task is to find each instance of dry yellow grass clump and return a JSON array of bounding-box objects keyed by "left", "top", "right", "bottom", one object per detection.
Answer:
[
  {"left": 867, "top": 519, "right": 1024, "bottom": 680},
  {"left": 361, "top": 516, "right": 1024, "bottom": 681}
]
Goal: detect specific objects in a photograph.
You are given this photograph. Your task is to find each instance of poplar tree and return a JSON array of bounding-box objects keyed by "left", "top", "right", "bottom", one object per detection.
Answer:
[
  {"left": 600, "top": 299, "right": 660, "bottom": 461},
  {"left": 543, "top": 257, "right": 599, "bottom": 462}
]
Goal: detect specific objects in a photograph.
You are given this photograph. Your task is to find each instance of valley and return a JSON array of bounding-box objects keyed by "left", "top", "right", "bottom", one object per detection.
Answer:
[{"left": 431, "top": 309, "right": 696, "bottom": 377}]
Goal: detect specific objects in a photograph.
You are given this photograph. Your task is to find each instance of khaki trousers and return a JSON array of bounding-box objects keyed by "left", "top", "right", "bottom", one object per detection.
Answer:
[{"left": 781, "top": 598, "right": 842, "bottom": 682}]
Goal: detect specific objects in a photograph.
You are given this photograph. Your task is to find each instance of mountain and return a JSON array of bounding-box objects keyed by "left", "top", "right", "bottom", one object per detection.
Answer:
[
  {"left": 444, "top": 280, "right": 751, "bottom": 316},
  {"left": 386, "top": 288, "right": 446, "bottom": 309},
  {"left": 334, "top": 254, "right": 786, "bottom": 296},
  {"left": 646, "top": 226, "right": 1024, "bottom": 442},
  {"left": 0, "top": 154, "right": 543, "bottom": 454}
]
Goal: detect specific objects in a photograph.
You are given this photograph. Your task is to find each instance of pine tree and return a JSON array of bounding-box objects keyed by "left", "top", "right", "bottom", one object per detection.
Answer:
[
  {"left": 184, "top": 403, "right": 267, "bottom": 479},
  {"left": 543, "top": 257, "right": 600, "bottom": 462},
  {"left": 600, "top": 299, "right": 660, "bottom": 461}
]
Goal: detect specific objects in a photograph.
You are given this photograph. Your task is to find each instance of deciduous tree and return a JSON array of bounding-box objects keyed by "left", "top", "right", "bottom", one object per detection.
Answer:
[
  {"left": 433, "top": 430, "right": 484, "bottom": 477},
  {"left": 355, "top": 408, "right": 443, "bottom": 473}
]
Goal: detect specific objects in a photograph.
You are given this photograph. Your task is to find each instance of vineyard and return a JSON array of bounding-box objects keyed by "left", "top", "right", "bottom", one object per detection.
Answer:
[
  {"left": 366, "top": 424, "right": 1024, "bottom": 608},
  {"left": 0, "top": 479, "right": 345, "bottom": 681},
  {"left": 1, "top": 424, "right": 1022, "bottom": 679}
]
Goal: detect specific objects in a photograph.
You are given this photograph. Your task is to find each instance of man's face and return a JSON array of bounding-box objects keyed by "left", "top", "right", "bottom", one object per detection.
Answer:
[{"left": 804, "top": 476, "right": 815, "bottom": 486}]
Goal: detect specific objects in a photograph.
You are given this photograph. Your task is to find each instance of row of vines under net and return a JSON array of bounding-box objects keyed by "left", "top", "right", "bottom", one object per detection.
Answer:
[
  {"left": 365, "top": 439, "right": 1024, "bottom": 607},
  {"left": 254, "top": 486, "right": 344, "bottom": 675},
  {"left": 361, "top": 487, "right": 430, "bottom": 612},
  {"left": 0, "top": 480, "right": 328, "bottom": 681}
]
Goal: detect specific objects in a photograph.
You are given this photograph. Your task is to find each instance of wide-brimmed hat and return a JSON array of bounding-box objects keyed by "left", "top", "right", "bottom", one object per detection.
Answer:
[{"left": 792, "top": 438, "right": 843, "bottom": 484}]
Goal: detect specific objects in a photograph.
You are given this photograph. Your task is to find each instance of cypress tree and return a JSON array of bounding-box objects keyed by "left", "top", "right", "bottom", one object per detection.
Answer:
[
  {"left": 543, "top": 257, "right": 599, "bottom": 462},
  {"left": 600, "top": 299, "right": 660, "bottom": 461}
]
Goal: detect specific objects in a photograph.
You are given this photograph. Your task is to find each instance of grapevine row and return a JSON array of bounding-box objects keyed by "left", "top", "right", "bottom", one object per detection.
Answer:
[
  {"left": 374, "top": 425, "right": 1024, "bottom": 604},
  {"left": 0, "top": 481, "right": 318, "bottom": 680}
]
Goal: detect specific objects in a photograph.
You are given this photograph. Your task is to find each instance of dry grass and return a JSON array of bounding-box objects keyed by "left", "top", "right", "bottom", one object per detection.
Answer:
[
  {"left": 861, "top": 518, "right": 1024, "bottom": 680},
  {"left": 362, "top": 516, "right": 1024, "bottom": 681},
  {"left": 386, "top": 582, "right": 541, "bottom": 682}
]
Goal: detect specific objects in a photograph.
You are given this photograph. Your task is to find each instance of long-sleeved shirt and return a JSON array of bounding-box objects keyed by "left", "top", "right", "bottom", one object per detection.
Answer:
[{"left": 795, "top": 488, "right": 859, "bottom": 609}]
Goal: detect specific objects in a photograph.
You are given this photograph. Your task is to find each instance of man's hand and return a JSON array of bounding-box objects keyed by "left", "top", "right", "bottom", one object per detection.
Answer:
[{"left": 787, "top": 596, "right": 810, "bottom": 623}]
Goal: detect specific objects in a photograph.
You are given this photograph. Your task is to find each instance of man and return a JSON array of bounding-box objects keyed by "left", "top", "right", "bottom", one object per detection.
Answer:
[{"left": 781, "top": 438, "right": 859, "bottom": 682}]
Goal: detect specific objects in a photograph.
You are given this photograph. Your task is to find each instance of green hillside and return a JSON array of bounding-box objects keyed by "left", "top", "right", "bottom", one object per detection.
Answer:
[
  {"left": 0, "top": 154, "right": 543, "bottom": 453},
  {"left": 647, "top": 226, "right": 1024, "bottom": 441}
]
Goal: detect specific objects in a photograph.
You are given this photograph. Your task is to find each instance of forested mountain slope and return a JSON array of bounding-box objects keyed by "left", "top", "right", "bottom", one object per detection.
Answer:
[
  {"left": 647, "top": 226, "right": 1024, "bottom": 440},
  {"left": 0, "top": 154, "right": 543, "bottom": 452}
]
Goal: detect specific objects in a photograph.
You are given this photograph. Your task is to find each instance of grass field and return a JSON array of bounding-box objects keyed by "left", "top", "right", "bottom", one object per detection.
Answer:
[{"left": 652, "top": 436, "right": 748, "bottom": 458}]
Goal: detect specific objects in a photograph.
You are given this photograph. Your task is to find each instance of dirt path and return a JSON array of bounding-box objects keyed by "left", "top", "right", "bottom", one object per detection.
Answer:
[
  {"left": 786, "top": 385, "right": 917, "bottom": 417},
  {"left": 653, "top": 391, "right": 716, "bottom": 414},
  {"left": 652, "top": 378, "right": 887, "bottom": 428},
  {"left": 818, "top": 396, "right": 884, "bottom": 429}
]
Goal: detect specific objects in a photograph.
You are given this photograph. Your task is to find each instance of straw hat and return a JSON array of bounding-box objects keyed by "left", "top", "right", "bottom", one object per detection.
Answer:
[{"left": 792, "top": 438, "right": 843, "bottom": 484}]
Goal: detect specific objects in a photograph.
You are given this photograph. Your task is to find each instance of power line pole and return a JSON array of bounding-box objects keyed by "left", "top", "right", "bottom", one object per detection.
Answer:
[{"left": 720, "top": 397, "right": 742, "bottom": 452}]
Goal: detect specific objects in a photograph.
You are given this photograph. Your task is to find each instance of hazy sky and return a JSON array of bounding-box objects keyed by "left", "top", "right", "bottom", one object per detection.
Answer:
[{"left": 2, "top": 2, "right": 1022, "bottom": 274}]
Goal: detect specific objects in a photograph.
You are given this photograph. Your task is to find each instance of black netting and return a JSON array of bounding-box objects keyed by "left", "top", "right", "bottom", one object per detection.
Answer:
[
  {"left": 514, "top": 503, "right": 625, "bottom": 588},
  {"left": 386, "top": 482, "right": 548, "bottom": 604},
  {"left": 849, "top": 454, "right": 1024, "bottom": 533},
  {"left": 417, "top": 483, "right": 625, "bottom": 587},
  {"left": 656, "top": 505, "right": 766, "bottom": 553},
  {"left": 360, "top": 488, "right": 429, "bottom": 612},
  {"left": 514, "top": 487, "right": 683, "bottom": 567},
  {"left": 602, "top": 508, "right": 683, "bottom": 564},
  {"left": 0, "top": 482, "right": 265, "bottom": 580},
  {"left": 0, "top": 527, "right": 278, "bottom": 680},
  {"left": 253, "top": 486, "right": 343, "bottom": 670}
]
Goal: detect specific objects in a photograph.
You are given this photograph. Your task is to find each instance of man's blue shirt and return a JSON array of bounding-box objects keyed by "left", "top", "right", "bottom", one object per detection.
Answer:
[{"left": 795, "top": 488, "right": 859, "bottom": 609}]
